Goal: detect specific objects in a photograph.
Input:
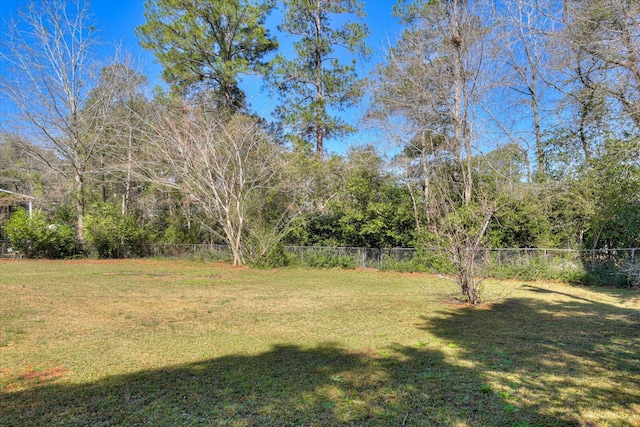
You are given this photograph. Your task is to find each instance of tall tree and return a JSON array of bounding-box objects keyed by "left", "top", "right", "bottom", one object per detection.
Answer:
[
  {"left": 86, "top": 62, "right": 150, "bottom": 214},
  {"left": 566, "top": 0, "right": 640, "bottom": 128},
  {"left": 390, "top": 0, "right": 488, "bottom": 205},
  {"left": 136, "top": 0, "right": 277, "bottom": 111},
  {"left": 370, "top": 0, "right": 495, "bottom": 304},
  {"left": 488, "top": 0, "right": 561, "bottom": 181},
  {"left": 0, "top": 0, "right": 117, "bottom": 242},
  {"left": 269, "top": 0, "right": 370, "bottom": 156}
]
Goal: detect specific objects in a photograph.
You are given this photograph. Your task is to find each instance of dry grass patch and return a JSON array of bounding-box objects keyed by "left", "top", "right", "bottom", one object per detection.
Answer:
[{"left": 0, "top": 259, "right": 638, "bottom": 426}]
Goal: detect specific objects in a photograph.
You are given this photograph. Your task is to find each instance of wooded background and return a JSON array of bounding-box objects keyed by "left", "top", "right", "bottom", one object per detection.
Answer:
[{"left": 2, "top": 0, "right": 640, "bottom": 302}]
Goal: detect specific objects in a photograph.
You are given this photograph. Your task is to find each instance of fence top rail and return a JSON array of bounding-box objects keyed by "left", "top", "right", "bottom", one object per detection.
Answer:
[{"left": 284, "top": 246, "right": 370, "bottom": 251}]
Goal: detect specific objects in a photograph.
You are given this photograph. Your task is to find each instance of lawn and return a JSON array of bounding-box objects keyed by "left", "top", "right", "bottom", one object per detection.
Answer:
[{"left": 0, "top": 259, "right": 638, "bottom": 426}]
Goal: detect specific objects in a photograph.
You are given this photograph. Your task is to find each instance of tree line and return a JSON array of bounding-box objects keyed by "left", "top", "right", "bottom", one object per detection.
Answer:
[{"left": 1, "top": 0, "right": 639, "bottom": 303}]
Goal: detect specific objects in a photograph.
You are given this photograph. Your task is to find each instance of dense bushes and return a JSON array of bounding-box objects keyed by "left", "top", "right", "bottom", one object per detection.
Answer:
[
  {"left": 256, "top": 247, "right": 358, "bottom": 269},
  {"left": 483, "top": 254, "right": 584, "bottom": 282},
  {"left": 5, "top": 208, "right": 79, "bottom": 258},
  {"left": 5, "top": 204, "right": 148, "bottom": 259},
  {"left": 380, "top": 249, "right": 457, "bottom": 274},
  {"left": 83, "top": 203, "right": 146, "bottom": 258},
  {"left": 5, "top": 205, "right": 637, "bottom": 288}
]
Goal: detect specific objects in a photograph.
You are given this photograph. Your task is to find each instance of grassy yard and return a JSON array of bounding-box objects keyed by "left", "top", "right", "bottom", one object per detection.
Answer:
[{"left": 0, "top": 259, "right": 638, "bottom": 426}]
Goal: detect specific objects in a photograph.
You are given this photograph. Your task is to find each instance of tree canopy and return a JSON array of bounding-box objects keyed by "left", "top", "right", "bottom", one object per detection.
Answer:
[
  {"left": 267, "top": 0, "right": 370, "bottom": 156},
  {"left": 137, "top": 0, "right": 278, "bottom": 111},
  {"left": 2, "top": 0, "right": 640, "bottom": 301}
]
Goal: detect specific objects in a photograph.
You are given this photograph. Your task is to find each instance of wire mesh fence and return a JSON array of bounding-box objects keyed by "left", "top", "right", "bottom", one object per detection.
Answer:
[
  {"left": 2, "top": 239, "right": 638, "bottom": 285},
  {"left": 2, "top": 239, "right": 638, "bottom": 269},
  {"left": 0, "top": 240, "right": 20, "bottom": 258},
  {"left": 485, "top": 248, "right": 637, "bottom": 270},
  {"left": 120, "top": 243, "right": 232, "bottom": 259}
]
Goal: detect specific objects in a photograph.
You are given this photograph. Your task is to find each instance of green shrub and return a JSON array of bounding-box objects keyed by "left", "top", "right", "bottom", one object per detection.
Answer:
[
  {"left": 249, "top": 243, "right": 295, "bottom": 268},
  {"left": 189, "top": 249, "right": 233, "bottom": 263},
  {"left": 417, "top": 248, "right": 457, "bottom": 274},
  {"left": 481, "top": 253, "right": 615, "bottom": 284},
  {"left": 579, "top": 267, "right": 630, "bottom": 287},
  {"left": 382, "top": 248, "right": 456, "bottom": 274},
  {"left": 380, "top": 256, "right": 429, "bottom": 273},
  {"left": 6, "top": 208, "right": 78, "bottom": 259},
  {"left": 83, "top": 203, "right": 146, "bottom": 258},
  {"left": 295, "top": 250, "right": 358, "bottom": 269},
  {"left": 485, "top": 255, "right": 551, "bottom": 281}
]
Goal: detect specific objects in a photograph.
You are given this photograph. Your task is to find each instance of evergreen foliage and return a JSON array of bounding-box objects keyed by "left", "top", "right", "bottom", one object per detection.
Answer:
[
  {"left": 137, "top": 0, "right": 277, "bottom": 110},
  {"left": 6, "top": 209, "right": 78, "bottom": 259},
  {"left": 267, "top": 0, "right": 370, "bottom": 155},
  {"left": 3, "top": 0, "right": 640, "bottom": 293}
]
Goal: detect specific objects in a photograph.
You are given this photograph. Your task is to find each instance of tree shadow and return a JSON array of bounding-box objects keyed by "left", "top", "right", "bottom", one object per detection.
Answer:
[
  {"left": 2, "top": 342, "right": 573, "bottom": 426},
  {"left": 420, "top": 288, "right": 640, "bottom": 426}
]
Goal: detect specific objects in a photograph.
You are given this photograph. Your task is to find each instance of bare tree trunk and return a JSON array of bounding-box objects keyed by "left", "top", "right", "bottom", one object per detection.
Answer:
[
  {"left": 74, "top": 171, "right": 85, "bottom": 242},
  {"left": 124, "top": 126, "right": 134, "bottom": 216},
  {"left": 314, "top": 0, "right": 324, "bottom": 157},
  {"left": 0, "top": 0, "right": 118, "bottom": 244},
  {"left": 449, "top": 206, "right": 495, "bottom": 305},
  {"left": 458, "top": 248, "right": 478, "bottom": 304},
  {"left": 488, "top": 0, "right": 555, "bottom": 182},
  {"left": 531, "top": 70, "right": 545, "bottom": 178},
  {"left": 421, "top": 147, "right": 433, "bottom": 227},
  {"left": 449, "top": 1, "right": 473, "bottom": 206}
]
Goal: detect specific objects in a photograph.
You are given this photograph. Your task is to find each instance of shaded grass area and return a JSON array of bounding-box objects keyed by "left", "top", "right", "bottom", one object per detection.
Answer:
[{"left": 0, "top": 259, "right": 639, "bottom": 426}]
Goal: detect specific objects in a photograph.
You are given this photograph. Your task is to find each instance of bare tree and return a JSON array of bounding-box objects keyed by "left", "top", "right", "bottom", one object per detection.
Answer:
[
  {"left": 86, "top": 61, "right": 150, "bottom": 214},
  {"left": 368, "top": 26, "right": 449, "bottom": 232},
  {"left": 369, "top": 0, "right": 496, "bottom": 304},
  {"left": 0, "top": 0, "right": 118, "bottom": 241},
  {"left": 0, "top": 133, "right": 54, "bottom": 197},
  {"left": 560, "top": 0, "right": 640, "bottom": 129},
  {"left": 487, "top": 0, "right": 563, "bottom": 181},
  {"left": 140, "top": 106, "right": 302, "bottom": 266}
]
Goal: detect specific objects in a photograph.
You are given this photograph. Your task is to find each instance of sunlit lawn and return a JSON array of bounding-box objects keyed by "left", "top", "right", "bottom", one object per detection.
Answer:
[{"left": 1, "top": 259, "right": 639, "bottom": 426}]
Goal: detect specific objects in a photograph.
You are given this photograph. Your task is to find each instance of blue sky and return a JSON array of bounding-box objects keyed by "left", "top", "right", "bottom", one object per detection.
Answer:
[{"left": 1, "top": 0, "right": 403, "bottom": 155}]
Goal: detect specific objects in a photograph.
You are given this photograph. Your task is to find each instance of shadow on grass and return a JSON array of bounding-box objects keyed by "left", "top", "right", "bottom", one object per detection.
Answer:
[
  {"left": 2, "top": 288, "right": 638, "bottom": 426},
  {"left": 420, "top": 289, "right": 640, "bottom": 426},
  {"left": 4, "top": 344, "right": 570, "bottom": 426}
]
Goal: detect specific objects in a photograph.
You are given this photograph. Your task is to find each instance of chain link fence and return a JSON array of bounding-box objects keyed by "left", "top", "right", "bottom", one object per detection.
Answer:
[
  {"left": 2, "top": 239, "right": 637, "bottom": 285},
  {"left": 119, "top": 243, "right": 232, "bottom": 259}
]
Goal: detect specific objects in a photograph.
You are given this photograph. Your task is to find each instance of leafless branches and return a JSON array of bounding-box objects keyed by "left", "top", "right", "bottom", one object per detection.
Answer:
[
  {"left": 139, "top": 106, "right": 301, "bottom": 265},
  {"left": 0, "top": 0, "right": 118, "bottom": 240}
]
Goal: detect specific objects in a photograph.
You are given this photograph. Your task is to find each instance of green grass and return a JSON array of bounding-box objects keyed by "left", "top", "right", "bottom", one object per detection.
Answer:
[{"left": 1, "top": 259, "right": 639, "bottom": 426}]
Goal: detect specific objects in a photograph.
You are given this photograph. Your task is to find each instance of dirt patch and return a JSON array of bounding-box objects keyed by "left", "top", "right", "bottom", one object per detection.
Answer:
[
  {"left": 102, "top": 271, "right": 170, "bottom": 277},
  {"left": 20, "top": 366, "right": 67, "bottom": 382},
  {"left": 441, "top": 298, "right": 474, "bottom": 309},
  {"left": 440, "top": 296, "right": 500, "bottom": 310}
]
